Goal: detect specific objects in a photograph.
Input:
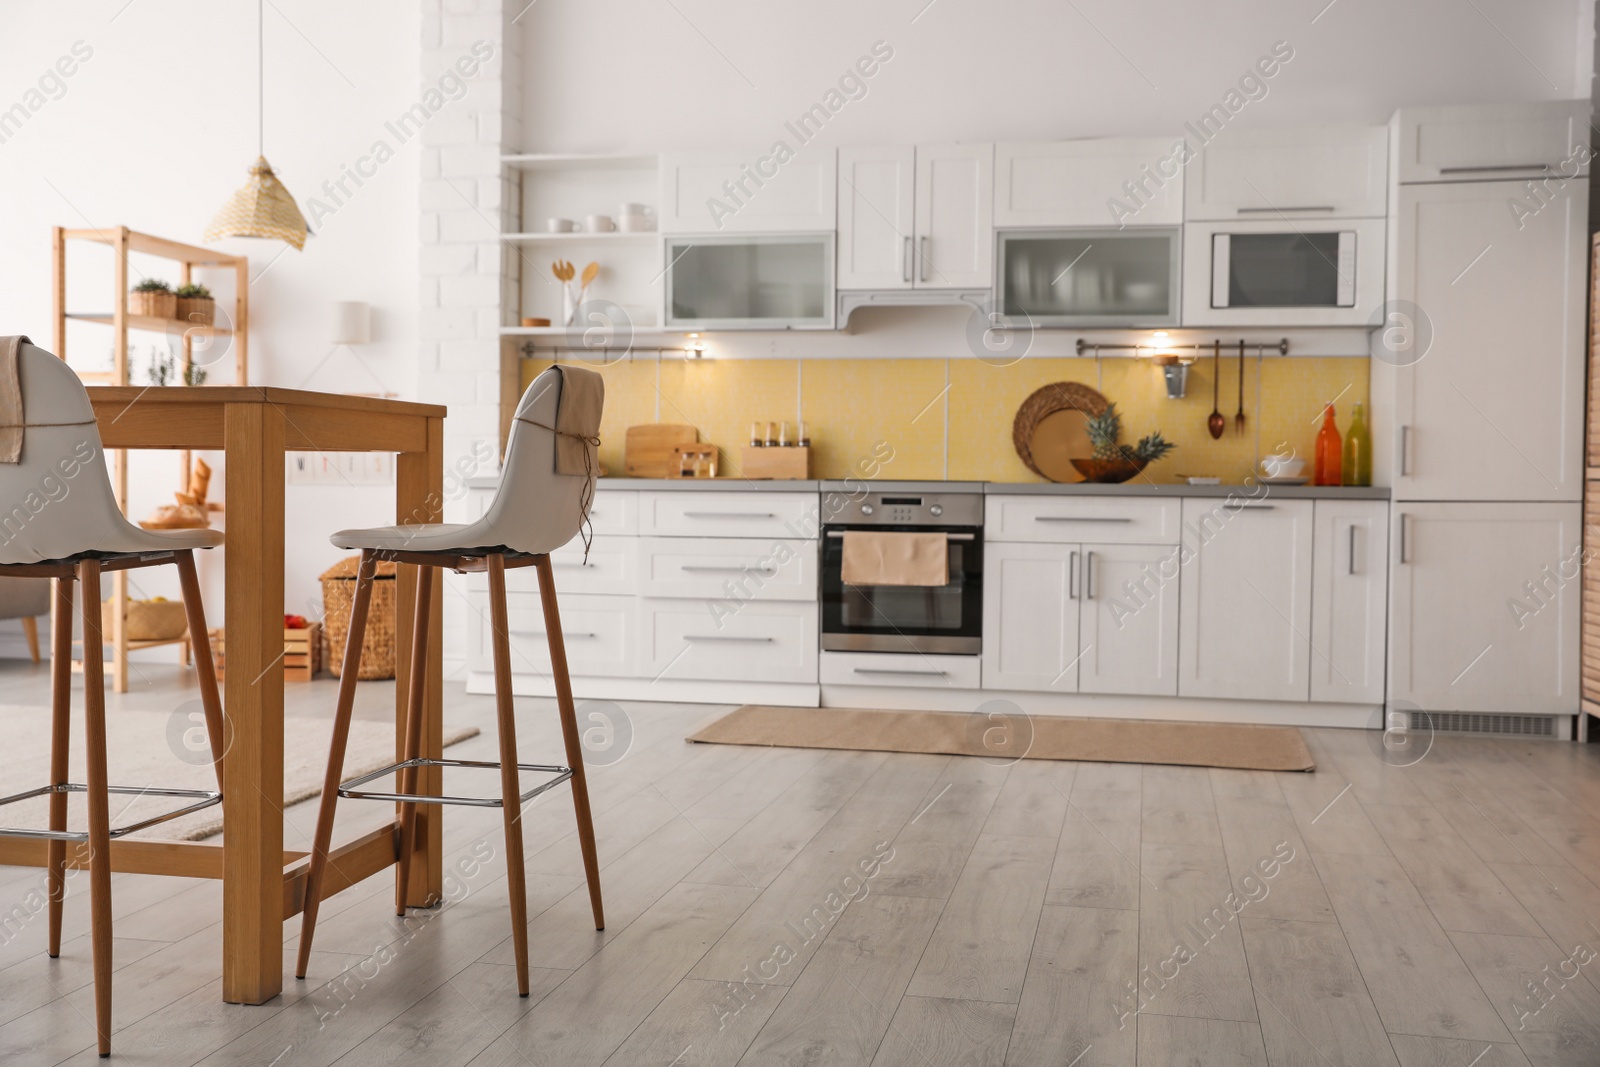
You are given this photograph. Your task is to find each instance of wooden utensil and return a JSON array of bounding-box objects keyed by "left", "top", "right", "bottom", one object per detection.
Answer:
[
  {"left": 624, "top": 423, "right": 698, "bottom": 478},
  {"left": 1208, "top": 340, "right": 1226, "bottom": 439},
  {"left": 579, "top": 261, "right": 599, "bottom": 298},
  {"left": 1235, "top": 340, "right": 1247, "bottom": 436}
]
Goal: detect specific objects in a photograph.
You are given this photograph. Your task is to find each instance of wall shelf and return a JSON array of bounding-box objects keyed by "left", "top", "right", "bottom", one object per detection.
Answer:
[
  {"left": 501, "top": 232, "right": 658, "bottom": 243},
  {"left": 65, "top": 312, "right": 233, "bottom": 337},
  {"left": 501, "top": 153, "right": 658, "bottom": 171}
]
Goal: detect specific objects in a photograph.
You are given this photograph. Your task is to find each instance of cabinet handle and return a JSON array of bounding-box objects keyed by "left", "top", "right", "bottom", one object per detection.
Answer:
[
  {"left": 682, "top": 511, "right": 776, "bottom": 519},
  {"left": 1348, "top": 525, "right": 1357, "bottom": 576},
  {"left": 512, "top": 630, "right": 597, "bottom": 639},
  {"left": 1400, "top": 425, "right": 1412, "bottom": 477},
  {"left": 1236, "top": 205, "right": 1335, "bottom": 213},
  {"left": 686, "top": 634, "right": 773, "bottom": 643},
  {"left": 1085, "top": 550, "right": 1096, "bottom": 599},
  {"left": 1227, "top": 503, "right": 1276, "bottom": 511},
  {"left": 1437, "top": 163, "right": 1552, "bottom": 174},
  {"left": 1068, "top": 549, "right": 1079, "bottom": 600},
  {"left": 903, "top": 236, "right": 912, "bottom": 283},
  {"left": 680, "top": 565, "right": 776, "bottom": 575},
  {"left": 852, "top": 667, "right": 948, "bottom": 677},
  {"left": 1034, "top": 515, "right": 1134, "bottom": 523},
  {"left": 827, "top": 530, "right": 974, "bottom": 541},
  {"left": 919, "top": 235, "right": 929, "bottom": 282},
  {"left": 1398, "top": 513, "right": 1409, "bottom": 564}
]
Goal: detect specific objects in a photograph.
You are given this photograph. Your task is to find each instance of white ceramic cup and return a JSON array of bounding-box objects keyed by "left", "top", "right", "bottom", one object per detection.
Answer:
[
  {"left": 619, "top": 213, "right": 653, "bottom": 233},
  {"left": 546, "top": 217, "right": 575, "bottom": 233},
  {"left": 587, "top": 214, "right": 616, "bottom": 233},
  {"left": 1259, "top": 455, "right": 1306, "bottom": 478},
  {"left": 618, "top": 202, "right": 649, "bottom": 217}
]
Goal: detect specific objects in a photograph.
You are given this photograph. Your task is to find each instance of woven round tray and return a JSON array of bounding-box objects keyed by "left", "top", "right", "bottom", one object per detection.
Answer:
[{"left": 1013, "top": 382, "right": 1110, "bottom": 480}]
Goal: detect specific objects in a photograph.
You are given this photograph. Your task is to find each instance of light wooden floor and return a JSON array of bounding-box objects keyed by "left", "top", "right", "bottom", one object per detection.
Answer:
[{"left": 2, "top": 659, "right": 1600, "bottom": 1066}]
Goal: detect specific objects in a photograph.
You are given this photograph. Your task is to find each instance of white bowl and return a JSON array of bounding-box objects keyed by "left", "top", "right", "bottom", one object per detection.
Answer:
[{"left": 1259, "top": 455, "right": 1306, "bottom": 478}]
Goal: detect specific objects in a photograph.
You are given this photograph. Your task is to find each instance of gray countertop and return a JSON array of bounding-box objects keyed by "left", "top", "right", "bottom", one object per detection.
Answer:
[
  {"left": 573, "top": 477, "right": 1389, "bottom": 500},
  {"left": 592, "top": 477, "right": 823, "bottom": 492}
]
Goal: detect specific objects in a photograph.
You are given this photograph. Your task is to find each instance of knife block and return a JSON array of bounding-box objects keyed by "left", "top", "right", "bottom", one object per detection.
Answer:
[{"left": 741, "top": 445, "right": 810, "bottom": 480}]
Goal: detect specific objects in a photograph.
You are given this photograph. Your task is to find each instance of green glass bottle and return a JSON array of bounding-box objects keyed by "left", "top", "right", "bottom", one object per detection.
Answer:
[{"left": 1343, "top": 402, "right": 1372, "bottom": 487}]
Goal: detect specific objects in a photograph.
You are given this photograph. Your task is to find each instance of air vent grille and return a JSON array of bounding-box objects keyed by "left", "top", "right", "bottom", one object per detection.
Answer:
[{"left": 1408, "top": 711, "right": 1555, "bottom": 737}]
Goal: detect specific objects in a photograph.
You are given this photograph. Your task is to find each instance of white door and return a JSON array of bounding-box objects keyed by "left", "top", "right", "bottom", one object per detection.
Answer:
[
  {"left": 994, "top": 138, "right": 1184, "bottom": 227},
  {"left": 1393, "top": 102, "right": 1589, "bottom": 184},
  {"left": 837, "top": 145, "right": 915, "bottom": 289},
  {"left": 1310, "top": 500, "right": 1389, "bottom": 705},
  {"left": 659, "top": 150, "right": 837, "bottom": 233},
  {"left": 914, "top": 143, "right": 993, "bottom": 288},
  {"left": 982, "top": 541, "right": 1081, "bottom": 692},
  {"left": 1184, "top": 124, "right": 1388, "bottom": 219},
  {"left": 1388, "top": 180, "right": 1586, "bottom": 501},
  {"left": 1388, "top": 503, "right": 1579, "bottom": 715},
  {"left": 1079, "top": 542, "right": 1181, "bottom": 696},
  {"left": 1178, "top": 499, "right": 1314, "bottom": 702}
]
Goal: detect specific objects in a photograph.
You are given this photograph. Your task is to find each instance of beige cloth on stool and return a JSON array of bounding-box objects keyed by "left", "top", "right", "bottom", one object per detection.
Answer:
[
  {"left": 550, "top": 364, "right": 604, "bottom": 475},
  {"left": 0, "top": 335, "right": 30, "bottom": 463},
  {"left": 840, "top": 531, "right": 949, "bottom": 586}
]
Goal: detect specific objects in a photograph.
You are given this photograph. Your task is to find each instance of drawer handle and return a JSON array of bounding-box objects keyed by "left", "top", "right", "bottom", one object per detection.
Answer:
[
  {"left": 682, "top": 511, "right": 776, "bottom": 519},
  {"left": 826, "top": 530, "right": 975, "bottom": 541},
  {"left": 512, "top": 630, "right": 597, "bottom": 639},
  {"left": 1437, "top": 163, "right": 1552, "bottom": 174},
  {"left": 1236, "top": 205, "right": 1335, "bottom": 213},
  {"left": 1226, "top": 503, "right": 1276, "bottom": 511},
  {"left": 851, "top": 667, "right": 948, "bottom": 677},
  {"left": 679, "top": 565, "right": 776, "bottom": 575},
  {"left": 686, "top": 634, "right": 774, "bottom": 643},
  {"left": 1033, "top": 516, "right": 1134, "bottom": 523}
]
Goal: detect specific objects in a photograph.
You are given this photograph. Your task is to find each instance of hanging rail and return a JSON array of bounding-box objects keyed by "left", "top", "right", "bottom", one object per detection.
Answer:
[{"left": 1074, "top": 337, "right": 1290, "bottom": 357}]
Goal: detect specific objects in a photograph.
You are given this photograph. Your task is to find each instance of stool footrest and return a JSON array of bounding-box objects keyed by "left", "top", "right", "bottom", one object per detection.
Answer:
[
  {"left": 337, "top": 757, "right": 573, "bottom": 808},
  {"left": 0, "top": 783, "right": 222, "bottom": 841}
]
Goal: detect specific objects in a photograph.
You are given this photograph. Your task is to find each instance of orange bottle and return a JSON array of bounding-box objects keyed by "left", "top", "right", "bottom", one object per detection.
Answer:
[{"left": 1314, "top": 403, "right": 1342, "bottom": 486}]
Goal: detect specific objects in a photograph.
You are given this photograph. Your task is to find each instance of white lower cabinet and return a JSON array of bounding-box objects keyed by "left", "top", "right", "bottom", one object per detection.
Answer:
[
  {"left": 1178, "top": 499, "right": 1314, "bottom": 702},
  {"left": 1078, "top": 542, "right": 1181, "bottom": 697},
  {"left": 466, "top": 590, "right": 637, "bottom": 679},
  {"left": 1388, "top": 502, "right": 1579, "bottom": 715},
  {"left": 1310, "top": 500, "right": 1389, "bottom": 704},
  {"left": 642, "top": 598, "right": 818, "bottom": 684},
  {"left": 821, "top": 650, "right": 981, "bottom": 689},
  {"left": 983, "top": 542, "right": 1081, "bottom": 692}
]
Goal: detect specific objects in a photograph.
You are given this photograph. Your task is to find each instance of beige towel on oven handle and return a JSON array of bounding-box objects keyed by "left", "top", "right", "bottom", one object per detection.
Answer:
[
  {"left": 0, "top": 335, "right": 29, "bottom": 463},
  {"left": 840, "top": 530, "right": 950, "bottom": 587}
]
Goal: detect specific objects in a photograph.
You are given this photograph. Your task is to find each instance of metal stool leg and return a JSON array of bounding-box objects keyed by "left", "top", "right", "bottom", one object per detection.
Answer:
[
  {"left": 46, "top": 574, "right": 74, "bottom": 959},
  {"left": 175, "top": 550, "right": 227, "bottom": 793},
  {"left": 78, "top": 559, "right": 113, "bottom": 1058},
  {"left": 295, "top": 551, "right": 378, "bottom": 979},
  {"left": 394, "top": 564, "right": 434, "bottom": 915},
  {"left": 535, "top": 554, "right": 604, "bottom": 932},
  {"left": 488, "top": 553, "right": 532, "bottom": 995}
]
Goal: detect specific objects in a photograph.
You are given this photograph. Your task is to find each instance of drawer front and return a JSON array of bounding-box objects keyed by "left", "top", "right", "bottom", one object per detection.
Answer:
[
  {"left": 820, "top": 650, "right": 980, "bottom": 689},
  {"left": 642, "top": 598, "right": 817, "bottom": 683},
  {"left": 986, "top": 495, "right": 1182, "bottom": 545},
  {"left": 468, "top": 590, "right": 636, "bottom": 678},
  {"left": 587, "top": 491, "right": 639, "bottom": 536},
  {"left": 639, "top": 491, "right": 818, "bottom": 539},
  {"left": 639, "top": 536, "right": 817, "bottom": 601},
  {"left": 468, "top": 535, "right": 639, "bottom": 596}
]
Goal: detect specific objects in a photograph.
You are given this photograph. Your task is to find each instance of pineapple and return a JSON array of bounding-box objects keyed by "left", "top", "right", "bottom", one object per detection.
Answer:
[{"left": 1086, "top": 404, "right": 1125, "bottom": 460}]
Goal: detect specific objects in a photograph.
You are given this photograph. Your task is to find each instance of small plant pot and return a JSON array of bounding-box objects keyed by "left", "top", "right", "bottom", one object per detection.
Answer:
[
  {"left": 1071, "top": 458, "right": 1148, "bottom": 484},
  {"left": 176, "top": 296, "right": 216, "bottom": 326},
  {"left": 129, "top": 291, "right": 177, "bottom": 319}
]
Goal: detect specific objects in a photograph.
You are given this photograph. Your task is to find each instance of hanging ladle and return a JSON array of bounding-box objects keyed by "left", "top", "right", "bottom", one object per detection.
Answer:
[{"left": 1207, "top": 339, "right": 1225, "bottom": 439}]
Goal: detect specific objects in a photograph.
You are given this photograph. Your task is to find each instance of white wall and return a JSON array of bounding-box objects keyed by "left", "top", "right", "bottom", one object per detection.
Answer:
[
  {"left": 518, "top": 0, "right": 1593, "bottom": 153},
  {"left": 0, "top": 1, "right": 422, "bottom": 659}
]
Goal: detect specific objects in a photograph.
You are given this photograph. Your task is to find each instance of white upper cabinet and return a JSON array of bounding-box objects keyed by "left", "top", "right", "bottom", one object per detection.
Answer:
[
  {"left": 1184, "top": 125, "right": 1388, "bottom": 219},
  {"left": 1381, "top": 179, "right": 1586, "bottom": 501},
  {"left": 994, "top": 138, "right": 1184, "bottom": 228},
  {"left": 660, "top": 150, "right": 836, "bottom": 234},
  {"left": 1310, "top": 500, "right": 1389, "bottom": 705},
  {"left": 1393, "top": 101, "right": 1590, "bottom": 184},
  {"left": 836, "top": 146, "right": 916, "bottom": 289},
  {"left": 836, "top": 143, "right": 993, "bottom": 289}
]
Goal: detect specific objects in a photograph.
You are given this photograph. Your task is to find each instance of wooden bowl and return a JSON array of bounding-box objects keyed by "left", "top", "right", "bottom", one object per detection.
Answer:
[{"left": 1071, "top": 458, "right": 1147, "bottom": 484}]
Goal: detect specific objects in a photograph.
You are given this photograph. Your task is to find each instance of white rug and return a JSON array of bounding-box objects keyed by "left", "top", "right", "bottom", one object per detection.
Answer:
[{"left": 0, "top": 705, "right": 479, "bottom": 841}]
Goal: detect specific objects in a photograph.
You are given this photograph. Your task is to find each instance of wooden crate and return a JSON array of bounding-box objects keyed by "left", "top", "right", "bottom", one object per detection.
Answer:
[
  {"left": 212, "top": 622, "right": 322, "bottom": 682},
  {"left": 741, "top": 445, "right": 809, "bottom": 479}
]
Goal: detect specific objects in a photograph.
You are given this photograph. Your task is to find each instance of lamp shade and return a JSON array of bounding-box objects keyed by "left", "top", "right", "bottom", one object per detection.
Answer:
[
  {"left": 204, "top": 156, "right": 309, "bottom": 250},
  {"left": 332, "top": 301, "right": 371, "bottom": 345}
]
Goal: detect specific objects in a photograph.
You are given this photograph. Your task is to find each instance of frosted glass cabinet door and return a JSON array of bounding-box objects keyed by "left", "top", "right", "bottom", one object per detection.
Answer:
[
  {"left": 998, "top": 229, "right": 1180, "bottom": 327},
  {"left": 664, "top": 235, "right": 835, "bottom": 329}
]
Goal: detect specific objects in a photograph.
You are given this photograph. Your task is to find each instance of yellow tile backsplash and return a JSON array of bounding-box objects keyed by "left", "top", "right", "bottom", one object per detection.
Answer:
[{"left": 522, "top": 355, "right": 1369, "bottom": 484}]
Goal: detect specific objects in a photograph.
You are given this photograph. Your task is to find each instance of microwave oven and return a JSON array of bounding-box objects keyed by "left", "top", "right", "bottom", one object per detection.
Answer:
[{"left": 1181, "top": 217, "right": 1384, "bottom": 326}]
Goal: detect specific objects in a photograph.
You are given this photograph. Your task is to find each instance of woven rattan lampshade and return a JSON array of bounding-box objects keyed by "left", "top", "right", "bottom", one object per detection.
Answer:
[{"left": 205, "top": 156, "right": 308, "bottom": 249}]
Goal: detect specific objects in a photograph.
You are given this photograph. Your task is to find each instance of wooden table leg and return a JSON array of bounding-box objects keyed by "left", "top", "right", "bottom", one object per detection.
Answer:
[
  {"left": 394, "top": 415, "right": 444, "bottom": 907},
  {"left": 221, "top": 402, "right": 286, "bottom": 1004}
]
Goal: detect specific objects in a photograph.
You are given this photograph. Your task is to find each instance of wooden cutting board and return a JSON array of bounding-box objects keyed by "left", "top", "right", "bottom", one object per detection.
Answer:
[{"left": 624, "top": 424, "right": 698, "bottom": 478}]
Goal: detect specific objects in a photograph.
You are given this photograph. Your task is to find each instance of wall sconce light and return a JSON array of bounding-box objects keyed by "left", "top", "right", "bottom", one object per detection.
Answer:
[{"left": 684, "top": 332, "right": 706, "bottom": 358}]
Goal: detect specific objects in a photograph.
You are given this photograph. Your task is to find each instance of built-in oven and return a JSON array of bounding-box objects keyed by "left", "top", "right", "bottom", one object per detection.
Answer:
[
  {"left": 1181, "top": 216, "right": 1384, "bottom": 326},
  {"left": 820, "top": 490, "right": 983, "bottom": 656}
]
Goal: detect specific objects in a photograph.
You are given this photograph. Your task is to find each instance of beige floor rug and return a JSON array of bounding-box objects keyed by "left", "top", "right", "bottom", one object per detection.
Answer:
[
  {"left": 690, "top": 705, "right": 1314, "bottom": 772},
  {"left": 0, "top": 706, "right": 479, "bottom": 841}
]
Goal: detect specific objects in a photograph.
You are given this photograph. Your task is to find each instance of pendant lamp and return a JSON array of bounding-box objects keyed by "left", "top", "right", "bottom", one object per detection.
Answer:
[{"left": 205, "top": 0, "right": 310, "bottom": 249}]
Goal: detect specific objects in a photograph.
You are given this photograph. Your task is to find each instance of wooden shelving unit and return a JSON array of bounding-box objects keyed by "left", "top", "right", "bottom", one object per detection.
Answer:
[{"left": 52, "top": 225, "right": 248, "bottom": 691}]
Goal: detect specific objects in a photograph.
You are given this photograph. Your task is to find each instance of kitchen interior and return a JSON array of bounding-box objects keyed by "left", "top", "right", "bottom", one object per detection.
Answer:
[{"left": 4, "top": 2, "right": 1600, "bottom": 1065}]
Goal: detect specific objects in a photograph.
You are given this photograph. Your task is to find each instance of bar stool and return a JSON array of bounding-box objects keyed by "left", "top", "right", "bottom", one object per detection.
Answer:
[
  {"left": 0, "top": 340, "right": 226, "bottom": 1058},
  {"left": 296, "top": 366, "right": 605, "bottom": 996}
]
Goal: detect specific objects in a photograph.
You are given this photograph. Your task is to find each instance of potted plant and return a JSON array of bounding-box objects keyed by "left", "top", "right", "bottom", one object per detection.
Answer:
[
  {"left": 1076, "top": 403, "right": 1177, "bottom": 483},
  {"left": 129, "top": 278, "right": 176, "bottom": 319},
  {"left": 174, "top": 283, "right": 215, "bottom": 326}
]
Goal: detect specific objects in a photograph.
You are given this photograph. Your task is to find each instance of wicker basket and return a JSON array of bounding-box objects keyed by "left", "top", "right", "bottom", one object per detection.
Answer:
[
  {"left": 129, "top": 290, "right": 177, "bottom": 319},
  {"left": 1012, "top": 381, "right": 1110, "bottom": 480},
  {"left": 175, "top": 295, "right": 216, "bottom": 326},
  {"left": 102, "top": 598, "right": 188, "bottom": 641},
  {"left": 320, "top": 556, "right": 398, "bottom": 680}
]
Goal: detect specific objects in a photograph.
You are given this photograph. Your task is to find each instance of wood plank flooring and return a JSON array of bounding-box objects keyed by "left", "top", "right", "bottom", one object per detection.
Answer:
[{"left": 3, "top": 660, "right": 1600, "bottom": 1065}]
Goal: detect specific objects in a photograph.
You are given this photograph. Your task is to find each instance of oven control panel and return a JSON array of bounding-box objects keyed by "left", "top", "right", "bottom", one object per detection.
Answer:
[{"left": 837, "top": 491, "right": 984, "bottom": 528}]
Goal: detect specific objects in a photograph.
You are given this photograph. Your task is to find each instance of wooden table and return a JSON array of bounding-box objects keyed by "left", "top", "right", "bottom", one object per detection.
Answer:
[{"left": 0, "top": 388, "right": 446, "bottom": 1005}]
